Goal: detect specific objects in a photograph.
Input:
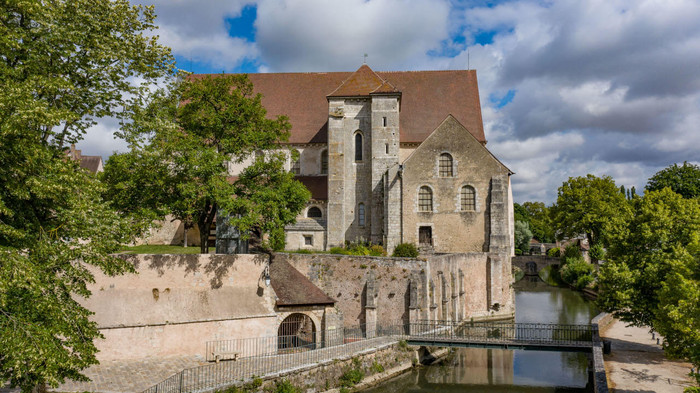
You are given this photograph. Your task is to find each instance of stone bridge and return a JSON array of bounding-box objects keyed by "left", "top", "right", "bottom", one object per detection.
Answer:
[{"left": 512, "top": 255, "right": 561, "bottom": 276}]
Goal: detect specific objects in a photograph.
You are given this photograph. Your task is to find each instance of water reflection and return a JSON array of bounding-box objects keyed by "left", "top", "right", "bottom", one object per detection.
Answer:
[{"left": 364, "top": 277, "right": 599, "bottom": 393}]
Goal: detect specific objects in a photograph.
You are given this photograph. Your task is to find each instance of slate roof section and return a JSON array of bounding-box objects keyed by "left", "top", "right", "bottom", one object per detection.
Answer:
[
  {"left": 193, "top": 66, "right": 485, "bottom": 145},
  {"left": 270, "top": 258, "right": 335, "bottom": 307},
  {"left": 65, "top": 144, "right": 104, "bottom": 173},
  {"left": 295, "top": 175, "right": 328, "bottom": 200}
]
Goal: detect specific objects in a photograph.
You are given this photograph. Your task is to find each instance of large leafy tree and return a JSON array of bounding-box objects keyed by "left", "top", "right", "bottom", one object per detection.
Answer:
[
  {"left": 551, "top": 175, "right": 631, "bottom": 246},
  {"left": 522, "top": 201, "right": 555, "bottom": 243},
  {"left": 0, "top": 0, "right": 173, "bottom": 391},
  {"left": 646, "top": 161, "right": 700, "bottom": 199},
  {"left": 597, "top": 189, "right": 700, "bottom": 379},
  {"left": 105, "top": 74, "right": 310, "bottom": 253}
]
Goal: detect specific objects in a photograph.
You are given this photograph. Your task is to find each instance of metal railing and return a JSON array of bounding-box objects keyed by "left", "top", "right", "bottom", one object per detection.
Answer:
[
  {"left": 142, "top": 320, "right": 595, "bottom": 393},
  {"left": 409, "top": 320, "right": 596, "bottom": 347}
]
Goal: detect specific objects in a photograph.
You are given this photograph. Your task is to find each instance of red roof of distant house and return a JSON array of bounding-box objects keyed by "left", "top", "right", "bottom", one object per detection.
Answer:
[{"left": 192, "top": 66, "right": 485, "bottom": 145}]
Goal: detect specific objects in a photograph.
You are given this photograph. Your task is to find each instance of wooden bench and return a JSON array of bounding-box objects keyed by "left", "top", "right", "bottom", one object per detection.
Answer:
[{"left": 211, "top": 351, "right": 239, "bottom": 363}]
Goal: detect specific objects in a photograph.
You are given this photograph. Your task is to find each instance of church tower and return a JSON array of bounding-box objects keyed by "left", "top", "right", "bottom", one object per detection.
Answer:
[{"left": 326, "top": 65, "right": 402, "bottom": 251}]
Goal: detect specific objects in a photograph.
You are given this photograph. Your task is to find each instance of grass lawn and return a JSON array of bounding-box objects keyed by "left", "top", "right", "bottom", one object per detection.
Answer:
[{"left": 119, "top": 245, "right": 207, "bottom": 254}]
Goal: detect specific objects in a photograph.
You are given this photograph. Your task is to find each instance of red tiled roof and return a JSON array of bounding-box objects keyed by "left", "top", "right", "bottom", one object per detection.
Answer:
[
  {"left": 295, "top": 176, "right": 327, "bottom": 200},
  {"left": 270, "top": 258, "right": 335, "bottom": 306},
  {"left": 327, "top": 64, "right": 397, "bottom": 97},
  {"left": 194, "top": 66, "right": 485, "bottom": 145}
]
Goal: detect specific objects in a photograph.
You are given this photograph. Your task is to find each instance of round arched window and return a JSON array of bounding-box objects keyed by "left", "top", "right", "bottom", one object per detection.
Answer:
[{"left": 307, "top": 206, "right": 322, "bottom": 218}]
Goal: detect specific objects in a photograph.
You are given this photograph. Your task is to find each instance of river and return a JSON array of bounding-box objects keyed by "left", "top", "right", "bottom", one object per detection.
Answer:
[{"left": 365, "top": 275, "right": 599, "bottom": 392}]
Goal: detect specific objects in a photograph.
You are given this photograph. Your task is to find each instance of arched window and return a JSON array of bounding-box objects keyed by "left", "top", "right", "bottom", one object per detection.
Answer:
[
  {"left": 291, "top": 158, "right": 301, "bottom": 175},
  {"left": 320, "top": 150, "right": 328, "bottom": 174},
  {"left": 307, "top": 206, "right": 322, "bottom": 218},
  {"left": 355, "top": 132, "right": 363, "bottom": 161},
  {"left": 439, "top": 153, "right": 453, "bottom": 177},
  {"left": 418, "top": 186, "right": 433, "bottom": 212},
  {"left": 461, "top": 185, "right": 476, "bottom": 211},
  {"left": 358, "top": 203, "right": 366, "bottom": 226}
]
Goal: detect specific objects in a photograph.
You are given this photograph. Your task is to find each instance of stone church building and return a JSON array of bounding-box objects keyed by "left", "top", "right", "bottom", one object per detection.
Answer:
[{"left": 226, "top": 64, "right": 514, "bottom": 255}]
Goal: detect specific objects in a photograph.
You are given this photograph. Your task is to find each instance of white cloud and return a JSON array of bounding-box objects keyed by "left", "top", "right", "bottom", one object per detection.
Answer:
[
  {"left": 136, "top": 0, "right": 259, "bottom": 71},
  {"left": 254, "top": 0, "right": 451, "bottom": 71}
]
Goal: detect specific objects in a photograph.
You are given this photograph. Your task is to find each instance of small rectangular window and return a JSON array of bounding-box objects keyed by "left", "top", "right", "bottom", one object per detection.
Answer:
[
  {"left": 304, "top": 235, "right": 313, "bottom": 246},
  {"left": 385, "top": 143, "right": 389, "bottom": 154},
  {"left": 382, "top": 117, "right": 387, "bottom": 127},
  {"left": 358, "top": 203, "right": 366, "bottom": 226}
]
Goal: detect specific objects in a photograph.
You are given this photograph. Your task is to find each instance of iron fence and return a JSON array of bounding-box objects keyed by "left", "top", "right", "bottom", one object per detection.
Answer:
[
  {"left": 410, "top": 320, "right": 596, "bottom": 347},
  {"left": 142, "top": 320, "right": 595, "bottom": 393}
]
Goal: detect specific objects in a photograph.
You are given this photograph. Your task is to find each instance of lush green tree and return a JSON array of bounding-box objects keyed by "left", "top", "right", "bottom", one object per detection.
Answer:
[
  {"left": 646, "top": 161, "right": 700, "bottom": 199},
  {"left": 551, "top": 175, "right": 631, "bottom": 247},
  {"left": 514, "top": 220, "right": 533, "bottom": 254},
  {"left": 106, "top": 74, "right": 309, "bottom": 253},
  {"left": 513, "top": 203, "right": 530, "bottom": 225},
  {"left": 1, "top": 1, "right": 174, "bottom": 390},
  {"left": 522, "top": 201, "right": 555, "bottom": 243},
  {"left": 597, "top": 188, "right": 700, "bottom": 378},
  {"left": 230, "top": 153, "right": 310, "bottom": 252}
]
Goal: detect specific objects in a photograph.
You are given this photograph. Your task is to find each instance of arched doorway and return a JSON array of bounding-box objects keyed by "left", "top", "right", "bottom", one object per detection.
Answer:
[{"left": 278, "top": 313, "right": 316, "bottom": 352}]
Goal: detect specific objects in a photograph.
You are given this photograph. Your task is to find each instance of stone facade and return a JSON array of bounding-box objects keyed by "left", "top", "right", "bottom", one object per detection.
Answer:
[
  {"left": 221, "top": 65, "right": 514, "bottom": 257},
  {"left": 276, "top": 252, "right": 514, "bottom": 329},
  {"left": 83, "top": 252, "right": 512, "bottom": 361}
]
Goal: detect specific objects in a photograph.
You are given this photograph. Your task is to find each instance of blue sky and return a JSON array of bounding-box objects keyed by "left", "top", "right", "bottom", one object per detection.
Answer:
[{"left": 79, "top": 0, "right": 700, "bottom": 203}]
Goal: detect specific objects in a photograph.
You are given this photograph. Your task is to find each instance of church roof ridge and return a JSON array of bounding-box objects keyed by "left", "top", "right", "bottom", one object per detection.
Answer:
[{"left": 327, "top": 64, "right": 394, "bottom": 97}]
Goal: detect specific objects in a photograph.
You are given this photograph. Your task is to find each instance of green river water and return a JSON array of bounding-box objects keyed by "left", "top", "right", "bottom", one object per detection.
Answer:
[{"left": 364, "top": 276, "right": 599, "bottom": 392}]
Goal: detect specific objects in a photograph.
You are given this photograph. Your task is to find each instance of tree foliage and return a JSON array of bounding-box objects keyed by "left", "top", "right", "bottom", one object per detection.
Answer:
[
  {"left": 514, "top": 220, "right": 533, "bottom": 253},
  {"left": 597, "top": 188, "right": 700, "bottom": 378},
  {"left": 646, "top": 161, "right": 700, "bottom": 199},
  {"left": 0, "top": 1, "right": 174, "bottom": 390},
  {"left": 522, "top": 201, "right": 555, "bottom": 243},
  {"left": 551, "top": 174, "right": 631, "bottom": 246},
  {"left": 105, "top": 74, "right": 309, "bottom": 253}
]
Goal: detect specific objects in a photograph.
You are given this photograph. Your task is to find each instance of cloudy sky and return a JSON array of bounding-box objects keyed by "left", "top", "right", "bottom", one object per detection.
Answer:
[{"left": 78, "top": 0, "right": 700, "bottom": 203}]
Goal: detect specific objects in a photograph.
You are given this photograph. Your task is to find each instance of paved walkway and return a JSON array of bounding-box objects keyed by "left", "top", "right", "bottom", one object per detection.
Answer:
[
  {"left": 601, "top": 319, "right": 697, "bottom": 393},
  {"left": 3, "top": 337, "right": 398, "bottom": 393},
  {"left": 52, "top": 356, "right": 206, "bottom": 393}
]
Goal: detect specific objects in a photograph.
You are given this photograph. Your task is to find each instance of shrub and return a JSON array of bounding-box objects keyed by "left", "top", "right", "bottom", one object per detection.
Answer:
[
  {"left": 560, "top": 258, "right": 595, "bottom": 290},
  {"left": 589, "top": 243, "right": 606, "bottom": 262},
  {"left": 369, "top": 244, "right": 386, "bottom": 256},
  {"left": 339, "top": 367, "right": 364, "bottom": 387},
  {"left": 514, "top": 248, "right": 523, "bottom": 256},
  {"left": 294, "top": 249, "right": 312, "bottom": 254},
  {"left": 371, "top": 361, "right": 384, "bottom": 373},
  {"left": 547, "top": 247, "right": 560, "bottom": 257},
  {"left": 563, "top": 244, "right": 582, "bottom": 260},
  {"left": 392, "top": 243, "right": 419, "bottom": 258},
  {"left": 330, "top": 246, "right": 347, "bottom": 255},
  {"left": 274, "top": 380, "right": 301, "bottom": 393}
]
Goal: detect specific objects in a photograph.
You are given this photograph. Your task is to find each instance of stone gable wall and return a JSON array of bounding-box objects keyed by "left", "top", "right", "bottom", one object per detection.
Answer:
[{"left": 401, "top": 117, "right": 511, "bottom": 253}]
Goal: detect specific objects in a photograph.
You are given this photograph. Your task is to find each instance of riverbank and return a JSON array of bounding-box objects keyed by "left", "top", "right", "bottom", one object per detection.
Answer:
[{"left": 601, "top": 318, "right": 697, "bottom": 392}]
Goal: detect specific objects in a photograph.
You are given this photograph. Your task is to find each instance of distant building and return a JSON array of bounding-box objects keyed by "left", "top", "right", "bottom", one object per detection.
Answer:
[{"left": 66, "top": 144, "right": 104, "bottom": 174}]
